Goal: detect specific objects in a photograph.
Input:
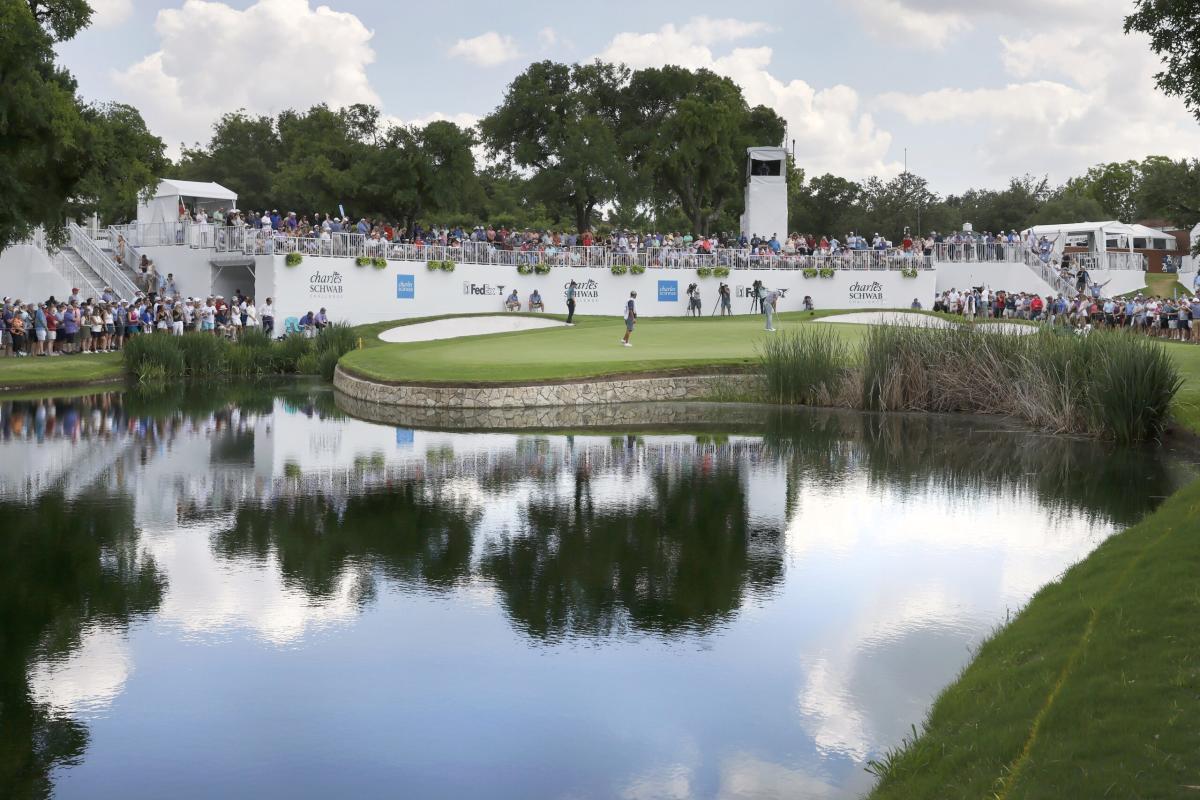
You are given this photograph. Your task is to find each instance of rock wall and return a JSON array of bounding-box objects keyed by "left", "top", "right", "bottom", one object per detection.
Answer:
[{"left": 333, "top": 366, "right": 758, "bottom": 411}]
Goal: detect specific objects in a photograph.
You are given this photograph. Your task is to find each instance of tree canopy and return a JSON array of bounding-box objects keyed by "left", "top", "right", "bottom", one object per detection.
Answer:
[
  {"left": 1126, "top": 0, "right": 1200, "bottom": 122},
  {"left": 0, "top": 0, "right": 164, "bottom": 248}
]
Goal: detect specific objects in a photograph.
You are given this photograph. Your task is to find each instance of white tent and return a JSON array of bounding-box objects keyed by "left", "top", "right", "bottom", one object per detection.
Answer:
[
  {"left": 1021, "top": 220, "right": 1176, "bottom": 254},
  {"left": 137, "top": 179, "right": 238, "bottom": 225}
]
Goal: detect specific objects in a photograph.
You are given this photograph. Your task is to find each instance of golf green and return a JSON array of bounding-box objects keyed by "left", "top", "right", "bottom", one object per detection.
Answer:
[{"left": 341, "top": 311, "right": 866, "bottom": 384}]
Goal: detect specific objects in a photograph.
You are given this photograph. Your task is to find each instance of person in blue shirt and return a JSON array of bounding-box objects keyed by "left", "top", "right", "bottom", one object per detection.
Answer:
[{"left": 768, "top": 235, "right": 781, "bottom": 253}]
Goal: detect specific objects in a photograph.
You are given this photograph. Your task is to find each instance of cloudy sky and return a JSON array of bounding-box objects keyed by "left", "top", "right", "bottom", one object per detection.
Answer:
[{"left": 59, "top": 0, "right": 1200, "bottom": 194}]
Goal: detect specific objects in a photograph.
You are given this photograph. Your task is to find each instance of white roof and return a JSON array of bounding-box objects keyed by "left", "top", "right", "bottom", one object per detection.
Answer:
[
  {"left": 1023, "top": 221, "right": 1170, "bottom": 238},
  {"left": 154, "top": 179, "right": 237, "bottom": 202},
  {"left": 747, "top": 145, "right": 787, "bottom": 158}
]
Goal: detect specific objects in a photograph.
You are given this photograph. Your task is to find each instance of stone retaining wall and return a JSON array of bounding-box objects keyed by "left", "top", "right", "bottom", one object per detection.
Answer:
[{"left": 333, "top": 366, "right": 758, "bottom": 410}]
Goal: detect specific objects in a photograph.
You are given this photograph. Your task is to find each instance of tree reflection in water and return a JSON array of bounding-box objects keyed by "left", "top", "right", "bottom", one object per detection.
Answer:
[
  {"left": 0, "top": 492, "right": 163, "bottom": 800},
  {"left": 481, "top": 465, "right": 785, "bottom": 641}
]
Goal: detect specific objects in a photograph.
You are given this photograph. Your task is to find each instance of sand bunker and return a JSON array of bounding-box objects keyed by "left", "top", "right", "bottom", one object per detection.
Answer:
[
  {"left": 816, "top": 311, "right": 1035, "bottom": 335},
  {"left": 379, "top": 315, "right": 569, "bottom": 343}
]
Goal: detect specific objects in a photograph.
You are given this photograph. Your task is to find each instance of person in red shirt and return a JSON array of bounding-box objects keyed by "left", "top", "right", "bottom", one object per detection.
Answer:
[{"left": 1030, "top": 295, "right": 1044, "bottom": 321}]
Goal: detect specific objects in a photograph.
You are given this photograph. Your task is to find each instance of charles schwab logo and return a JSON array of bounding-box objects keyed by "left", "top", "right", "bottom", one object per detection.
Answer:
[
  {"left": 849, "top": 280, "right": 884, "bottom": 302},
  {"left": 310, "top": 271, "right": 343, "bottom": 295},
  {"left": 463, "top": 282, "right": 506, "bottom": 296},
  {"left": 564, "top": 279, "right": 599, "bottom": 302}
]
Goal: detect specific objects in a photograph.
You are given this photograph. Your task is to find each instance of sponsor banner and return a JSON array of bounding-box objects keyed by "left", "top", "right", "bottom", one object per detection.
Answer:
[
  {"left": 270, "top": 255, "right": 938, "bottom": 325},
  {"left": 308, "top": 270, "right": 344, "bottom": 298}
]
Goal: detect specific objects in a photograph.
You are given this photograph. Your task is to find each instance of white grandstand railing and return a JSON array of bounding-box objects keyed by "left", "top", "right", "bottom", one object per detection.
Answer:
[
  {"left": 214, "top": 228, "right": 954, "bottom": 271},
  {"left": 1102, "top": 251, "right": 1146, "bottom": 271}
]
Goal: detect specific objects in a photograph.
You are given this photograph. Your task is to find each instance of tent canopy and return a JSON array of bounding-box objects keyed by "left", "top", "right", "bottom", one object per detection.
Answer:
[
  {"left": 137, "top": 178, "right": 238, "bottom": 225},
  {"left": 155, "top": 179, "right": 237, "bottom": 202},
  {"left": 1021, "top": 221, "right": 1176, "bottom": 252}
]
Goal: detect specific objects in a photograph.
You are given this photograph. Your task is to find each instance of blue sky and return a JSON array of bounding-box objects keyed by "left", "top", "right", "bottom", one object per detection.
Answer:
[{"left": 59, "top": 0, "right": 1200, "bottom": 194}]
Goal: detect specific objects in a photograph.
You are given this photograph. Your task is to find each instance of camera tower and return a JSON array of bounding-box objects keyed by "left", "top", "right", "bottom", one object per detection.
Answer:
[{"left": 740, "top": 146, "right": 788, "bottom": 242}]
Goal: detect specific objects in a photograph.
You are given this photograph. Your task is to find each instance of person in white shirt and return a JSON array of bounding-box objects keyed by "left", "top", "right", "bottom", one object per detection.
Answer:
[{"left": 259, "top": 298, "right": 275, "bottom": 336}]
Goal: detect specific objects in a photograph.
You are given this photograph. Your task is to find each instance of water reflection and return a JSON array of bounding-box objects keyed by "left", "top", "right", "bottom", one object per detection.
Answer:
[
  {"left": 0, "top": 386, "right": 1193, "bottom": 799},
  {"left": 0, "top": 491, "right": 163, "bottom": 799}
]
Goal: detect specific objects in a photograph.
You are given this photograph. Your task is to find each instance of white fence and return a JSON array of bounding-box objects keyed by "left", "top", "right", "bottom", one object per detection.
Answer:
[{"left": 67, "top": 223, "right": 141, "bottom": 298}]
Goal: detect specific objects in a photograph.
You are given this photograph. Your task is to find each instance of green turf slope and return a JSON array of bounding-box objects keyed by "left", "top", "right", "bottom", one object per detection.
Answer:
[{"left": 868, "top": 475, "right": 1200, "bottom": 798}]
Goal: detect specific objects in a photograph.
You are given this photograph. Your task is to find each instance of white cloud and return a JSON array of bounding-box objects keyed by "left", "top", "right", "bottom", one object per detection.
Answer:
[
  {"left": 537, "top": 26, "right": 558, "bottom": 48},
  {"left": 877, "top": 12, "right": 1200, "bottom": 184},
  {"left": 113, "top": 0, "right": 378, "bottom": 154},
  {"left": 842, "top": 0, "right": 971, "bottom": 48},
  {"left": 448, "top": 31, "right": 520, "bottom": 67},
  {"left": 89, "top": 0, "right": 134, "bottom": 28},
  {"left": 597, "top": 17, "right": 901, "bottom": 179}
]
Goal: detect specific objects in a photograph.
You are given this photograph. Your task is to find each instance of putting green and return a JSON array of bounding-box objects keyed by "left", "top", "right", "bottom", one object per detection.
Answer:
[{"left": 341, "top": 311, "right": 867, "bottom": 384}]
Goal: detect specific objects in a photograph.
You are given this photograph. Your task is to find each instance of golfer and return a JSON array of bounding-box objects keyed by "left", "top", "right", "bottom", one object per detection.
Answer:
[
  {"left": 621, "top": 291, "right": 637, "bottom": 347},
  {"left": 565, "top": 280, "right": 578, "bottom": 325},
  {"left": 758, "top": 284, "right": 779, "bottom": 332}
]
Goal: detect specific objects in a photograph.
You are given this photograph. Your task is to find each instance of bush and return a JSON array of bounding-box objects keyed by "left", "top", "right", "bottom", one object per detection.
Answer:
[
  {"left": 124, "top": 334, "right": 186, "bottom": 383},
  {"left": 440, "top": 260, "right": 456, "bottom": 272},
  {"left": 517, "top": 264, "right": 533, "bottom": 275},
  {"left": 713, "top": 266, "right": 730, "bottom": 278},
  {"left": 818, "top": 267, "right": 835, "bottom": 278},
  {"left": 426, "top": 260, "right": 442, "bottom": 271},
  {"left": 534, "top": 263, "right": 551, "bottom": 275},
  {"left": 802, "top": 268, "right": 817, "bottom": 279},
  {"left": 631, "top": 264, "right": 646, "bottom": 275},
  {"left": 295, "top": 352, "right": 322, "bottom": 375},
  {"left": 314, "top": 322, "right": 356, "bottom": 357},
  {"left": 371, "top": 257, "right": 387, "bottom": 269},
  {"left": 696, "top": 267, "right": 713, "bottom": 278},
  {"left": 611, "top": 264, "right": 628, "bottom": 275},
  {"left": 355, "top": 256, "right": 371, "bottom": 267},
  {"left": 176, "top": 333, "right": 228, "bottom": 377},
  {"left": 273, "top": 333, "right": 314, "bottom": 373},
  {"left": 901, "top": 265, "right": 919, "bottom": 278},
  {"left": 285, "top": 252, "right": 303, "bottom": 267}
]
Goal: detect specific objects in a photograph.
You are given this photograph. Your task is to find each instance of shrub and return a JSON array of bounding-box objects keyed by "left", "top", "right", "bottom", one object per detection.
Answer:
[
  {"left": 901, "top": 265, "right": 919, "bottom": 278},
  {"left": 802, "top": 268, "right": 818, "bottom": 279},
  {"left": 611, "top": 264, "right": 628, "bottom": 275},
  {"left": 517, "top": 264, "right": 533, "bottom": 275},
  {"left": 426, "top": 260, "right": 442, "bottom": 271},
  {"left": 314, "top": 321, "right": 356, "bottom": 357},
  {"left": 818, "top": 267, "right": 835, "bottom": 278},
  {"left": 285, "top": 252, "right": 303, "bottom": 267},
  {"left": 372, "top": 257, "right": 387, "bottom": 269},
  {"left": 355, "top": 256, "right": 371, "bottom": 267},
  {"left": 534, "top": 263, "right": 551, "bottom": 275},
  {"left": 697, "top": 267, "right": 713, "bottom": 278},
  {"left": 713, "top": 266, "right": 730, "bottom": 278},
  {"left": 631, "top": 264, "right": 646, "bottom": 275},
  {"left": 176, "top": 333, "right": 228, "bottom": 377},
  {"left": 440, "top": 260, "right": 456, "bottom": 272},
  {"left": 124, "top": 334, "right": 186, "bottom": 382}
]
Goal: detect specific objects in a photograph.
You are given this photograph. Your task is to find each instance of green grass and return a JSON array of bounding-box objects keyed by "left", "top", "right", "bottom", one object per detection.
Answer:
[
  {"left": 867, "top": 474, "right": 1200, "bottom": 799},
  {"left": 341, "top": 311, "right": 865, "bottom": 384},
  {"left": 0, "top": 352, "right": 122, "bottom": 390},
  {"left": 1119, "top": 272, "right": 1194, "bottom": 299}
]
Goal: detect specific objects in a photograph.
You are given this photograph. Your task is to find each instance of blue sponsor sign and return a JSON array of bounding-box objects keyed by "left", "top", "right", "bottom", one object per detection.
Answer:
[
  {"left": 658, "top": 280, "right": 678, "bottom": 303},
  {"left": 396, "top": 274, "right": 415, "bottom": 299},
  {"left": 395, "top": 427, "right": 414, "bottom": 446}
]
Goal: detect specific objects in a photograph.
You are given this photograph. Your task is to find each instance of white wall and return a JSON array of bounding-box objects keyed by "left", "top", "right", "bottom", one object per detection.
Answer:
[
  {"left": 934, "top": 262, "right": 1054, "bottom": 295},
  {"left": 0, "top": 244, "right": 72, "bottom": 302},
  {"left": 135, "top": 245, "right": 216, "bottom": 299},
  {"left": 266, "top": 256, "right": 938, "bottom": 326}
]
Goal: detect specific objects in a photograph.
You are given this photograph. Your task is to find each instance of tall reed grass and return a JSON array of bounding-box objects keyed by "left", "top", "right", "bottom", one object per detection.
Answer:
[
  {"left": 123, "top": 324, "right": 358, "bottom": 385},
  {"left": 760, "top": 325, "right": 1182, "bottom": 443}
]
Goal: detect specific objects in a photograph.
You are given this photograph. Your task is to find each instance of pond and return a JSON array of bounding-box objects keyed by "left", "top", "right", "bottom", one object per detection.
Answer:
[{"left": 2, "top": 384, "right": 1195, "bottom": 799}]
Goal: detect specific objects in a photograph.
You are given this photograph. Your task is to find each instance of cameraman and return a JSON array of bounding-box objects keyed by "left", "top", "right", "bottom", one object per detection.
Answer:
[
  {"left": 686, "top": 283, "right": 702, "bottom": 316},
  {"left": 718, "top": 283, "right": 732, "bottom": 316}
]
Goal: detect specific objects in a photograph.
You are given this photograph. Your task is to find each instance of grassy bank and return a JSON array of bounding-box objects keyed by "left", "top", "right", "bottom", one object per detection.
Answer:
[
  {"left": 0, "top": 352, "right": 123, "bottom": 391},
  {"left": 867, "top": 475, "right": 1200, "bottom": 799}
]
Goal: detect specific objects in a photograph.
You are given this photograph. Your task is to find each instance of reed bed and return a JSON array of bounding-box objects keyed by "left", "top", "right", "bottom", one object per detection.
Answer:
[
  {"left": 759, "top": 325, "right": 1181, "bottom": 444},
  {"left": 124, "top": 323, "right": 357, "bottom": 385}
]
